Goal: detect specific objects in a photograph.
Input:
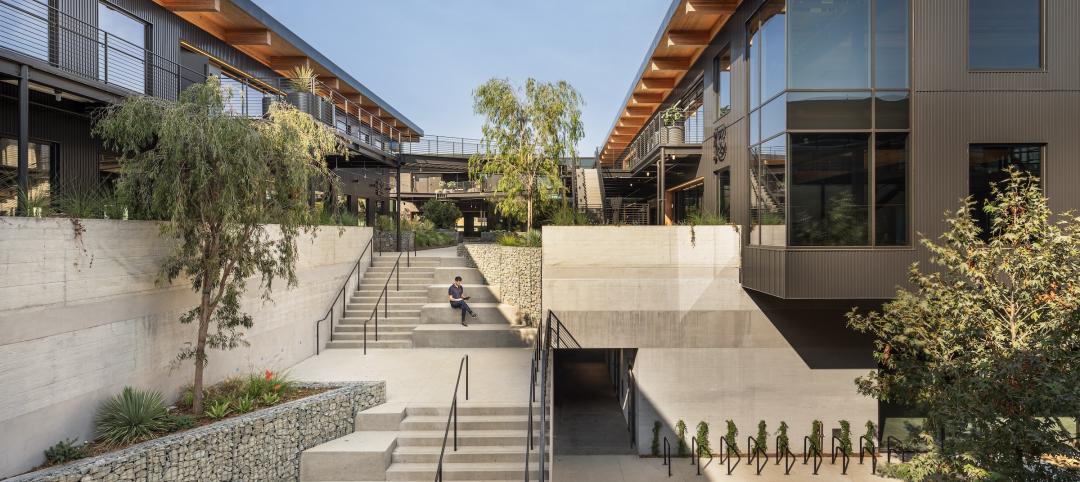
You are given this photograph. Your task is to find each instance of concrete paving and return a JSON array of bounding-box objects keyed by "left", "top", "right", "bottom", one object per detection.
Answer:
[
  {"left": 553, "top": 454, "right": 891, "bottom": 481},
  {"left": 290, "top": 347, "right": 533, "bottom": 405}
]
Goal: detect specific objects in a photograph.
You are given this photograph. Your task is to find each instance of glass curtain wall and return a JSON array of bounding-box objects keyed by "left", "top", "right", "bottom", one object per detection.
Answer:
[
  {"left": 98, "top": 1, "right": 148, "bottom": 94},
  {"left": 749, "top": 0, "right": 910, "bottom": 247}
]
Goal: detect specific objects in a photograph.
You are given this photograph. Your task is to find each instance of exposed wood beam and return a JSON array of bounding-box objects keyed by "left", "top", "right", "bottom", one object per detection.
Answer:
[
  {"left": 626, "top": 106, "right": 655, "bottom": 116},
  {"left": 157, "top": 0, "right": 220, "bottom": 12},
  {"left": 344, "top": 93, "right": 363, "bottom": 104},
  {"left": 322, "top": 77, "right": 341, "bottom": 90},
  {"left": 268, "top": 56, "right": 310, "bottom": 71},
  {"left": 686, "top": 0, "right": 739, "bottom": 14},
  {"left": 666, "top": 29, "right": 712, "bottom": 47},
  {"left": 224, "top": 29, "right": 271, "bottom": 46},
  {"left": 640, "top": 77, "right": 676, "bottom": 90},
  {"left": 650, "top": 56, "right": 692, "bottom": 71},
  {"left": 618, "top": 118, "right": 646, "bottom": 127},
  {"left": 632, "top": 93, "right": 664, "bottom": 104}
]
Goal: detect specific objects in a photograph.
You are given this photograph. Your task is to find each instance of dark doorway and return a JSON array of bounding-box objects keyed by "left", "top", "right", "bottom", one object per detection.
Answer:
[{"left": 553, "top": 349, "right": 636, "bottom": 455}]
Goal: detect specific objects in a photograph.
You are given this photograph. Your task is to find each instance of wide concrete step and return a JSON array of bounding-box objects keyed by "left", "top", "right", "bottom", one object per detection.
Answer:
[
  {"left": 299, "top": 431, "right": 396, "bottom": 482},
  {"left": 367, "top": 266, "right": 436, "bottom": 272},
  {"left": 420, "top": 303, "right": 517, "bottom": 325},
  {"left": 335, "top": 324, "right": 418, "bottom": 333},
  {"left": 338, "top": 317, "right": 419, "bottom": 326},
  {"left": 394, "top": 430, "right": 538, "bottom": 447},
  {"left": 349, "top": 301, "right": 425, "bottom": 309},
  {"left": 391, "top": 445, "right": 545, "bottom": 464},
  {"left": 372, "top": 260, "right": 441, "bottom": 268},
  {"left": 385, "top": 462, "right": 542, "bottom": 481},
  {"left": 352, "top": 297, "right": 428, "bottom": 305},
  {"left": 346, "top": 307, "right": 420, "bottom": 317},
  {"left": 333, "top": 332, "right": 413, "bottom": 341},
  {"left": 412, "top": 325, "right": 533, "bottom": 348},
  {"left": 325, "top": 340, "right": 412, "bottom": 349},
  {"left": 400, "top": 415, "right": 537, "bottom": 431},
  {"left": 407, "top": 404, "right": 535, "bottom": 417},
  {"left": 431, "top": 267, "right": 484, "bottom": 285},
  {"left": 357, "top": 284, "right": 434, "bottom": 291},
  {"left": 354, "top": 290, "right": 427, "bottom": 297},
  {"left": 426, "top": 284, "right": 498, "bottom": 303}
]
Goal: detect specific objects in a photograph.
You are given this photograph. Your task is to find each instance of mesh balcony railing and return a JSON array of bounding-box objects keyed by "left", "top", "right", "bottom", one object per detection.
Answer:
[
  {"left": 400, "top": 135, "right": 486, "bottom": 157},
  {"left": 0, "top": 0, "right": 406, "bottom": 155},
  {"left": 614, "top": 102, "right": 705, "bottom": 171}
]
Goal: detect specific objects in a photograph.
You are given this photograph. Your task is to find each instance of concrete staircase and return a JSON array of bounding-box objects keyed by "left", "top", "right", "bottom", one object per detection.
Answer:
[
  {"left": 327, "top": 255, "right": 440, "bottom": 349},
  {"left": 299, "top": 402, "right": 548, "bottom": 481}
]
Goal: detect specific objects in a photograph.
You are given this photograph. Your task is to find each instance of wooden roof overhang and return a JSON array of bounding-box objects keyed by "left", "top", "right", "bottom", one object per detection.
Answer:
[
  {"left": 598, "top": 0, "right": 741, "bottom": 166},
  {"left": 153, "top": 0, "right": 422, "bottom": 139}
]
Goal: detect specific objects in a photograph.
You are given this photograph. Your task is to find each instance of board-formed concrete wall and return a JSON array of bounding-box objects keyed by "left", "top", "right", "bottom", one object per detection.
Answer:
[
  {"left": 7, "top": 382, "right": 385, "bottom": 482},
  {"left": 541, "top": 225, "right": 877, "bottom": 454},
  {"left": 462, "top": 243, "right": 541, "bottom": 325},
  {"left": 0, "top": 218, "right": 373, "bottom": 477}
]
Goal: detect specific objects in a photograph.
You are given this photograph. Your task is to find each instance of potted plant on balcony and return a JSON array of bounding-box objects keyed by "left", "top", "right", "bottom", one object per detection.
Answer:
[
  {"left": 660, "top": 101, "right": 685, "bottom": 145},
  {"left": 277, "top": 65, "right": 332, "bottom": 124}
]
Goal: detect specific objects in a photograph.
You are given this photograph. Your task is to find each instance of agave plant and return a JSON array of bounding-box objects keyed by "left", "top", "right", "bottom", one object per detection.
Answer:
[
  {"left": 94, "top": 387, "right": 169, "bottom": 446},
  {"left": 287, "top": 65, "right": 320, "bottom": 95}
]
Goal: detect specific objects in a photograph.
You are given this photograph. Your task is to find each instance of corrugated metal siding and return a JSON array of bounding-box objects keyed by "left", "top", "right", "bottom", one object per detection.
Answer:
[
  {"left": 784, "top": 249, "right": 916, "bottom": 299},
  {"left": 742, "top": 246, "right": 785, "bottom": 297}
]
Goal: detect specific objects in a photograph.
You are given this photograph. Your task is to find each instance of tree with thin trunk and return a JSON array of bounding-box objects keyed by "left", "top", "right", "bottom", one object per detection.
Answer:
[
  {"left": 93, "top": 77, "right": 343, "bottom": 414},
  {"left": 848, "top": 169, "right": 1080, "bottom": 480},
  {"left": 469, "top": 78, "right": 584, "bottom": 233}
]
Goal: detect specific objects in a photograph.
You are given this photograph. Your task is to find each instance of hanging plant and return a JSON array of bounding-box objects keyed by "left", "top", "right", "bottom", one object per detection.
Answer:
[
  {"left": 838, "top": 420, "right": 853, "bottom": 455},
  {"left": 755, "top": 420, "right": 768, "bottom": 454},
  {"left": 725, "top": 420, "right": 741, "bottom": 456},
  {"left": 696, "top": 421, "right": 711, "bottom": 456},
  {"left": 864, "top": 420, "right": 877, "bottom": 453},
  {"left": 676, "top": 419, "right": 688, "bottom": 457},
  {"left": 810, "top": 420, "right": 824, "bottom": 453},
  {"left": 777, "top": 421, "right": 790, "bottom": 455}
]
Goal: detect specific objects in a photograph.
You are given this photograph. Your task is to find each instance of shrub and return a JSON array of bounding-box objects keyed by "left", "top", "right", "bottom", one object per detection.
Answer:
[
  {"left": 548, "top": 204, "right": 592, "bottom": 226},
  {"left": 810, "top": 420, "right": 824, "bottom": 453},
  {"left": 52, "top": 183, "right": 128, "bottom": 220},
  {"left": 235, "top": 395, "right": 255, "bottom": 413},
  {"left": 864, "top": 421, "right": 877, "bottom": 453},
  {"left": 165, "top": 413, "right": 197, "bottom": 431},
  {"left": 651, "top": 421, "right": 661, "bottom": 457},
  {"left": 421, "top": 200, "right": 462, "bottom": 229},
  {"left": 95, "top": 387, "right": 170, "bottom": 446},
  {"left": 43, "top": 438, "right": 90, "bottom": 465},
  {"left": 522, "top": 229, "right": 542, "bottom": 247},
  {"left": 260, "top": 392, "right": 281, "bottom": 406},
  {"left": 680, "top": 208, "right": 727, "bottom": 226},
  {"left": 838, "top": 420, "right": 853, "bottom": 455},
  {"left": 724, "top": 420, "right": 741, "bottom": 456},
  {"left": 245, "top": 370, "right": 294, "bottom": 399},
  {"left": 376, "top": 214, "right": 396, "bottom": 232},
  {"left": 675, "top": 420, "right": 688, "bottom": 457},
  {"left": 777, "top": 421, "right": 790, "bottom": 455},
  {"left": 496, "top": 230, "right": 541, "bottom": 247},
  {"left": 755, "top": 421, "right": 768, "bottom": 454},
  {"left": 204, "top": 399, "right": 232, "bottom": 419},
  {"left": 696, "top": 421, "right": 711, "bottom": 456}
]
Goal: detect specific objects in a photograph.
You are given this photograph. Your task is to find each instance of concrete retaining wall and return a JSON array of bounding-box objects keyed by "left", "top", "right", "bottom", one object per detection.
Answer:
[
  {"left": 0, "top": 218, "right": 373, "bottom": 477},
  {"left": 461, "top": 243, "right": 541, "bottom": 325},
  {"left": 541, "top": 226, "right": 876, "bottom": 454},
  {"left": 8, "top": 382, "right": 386, "bottom": 482}
]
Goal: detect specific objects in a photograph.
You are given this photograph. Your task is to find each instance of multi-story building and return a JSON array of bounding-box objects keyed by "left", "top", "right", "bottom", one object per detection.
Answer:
[{"left": 0, "top": 0, "right": 422, "bottom": 224}]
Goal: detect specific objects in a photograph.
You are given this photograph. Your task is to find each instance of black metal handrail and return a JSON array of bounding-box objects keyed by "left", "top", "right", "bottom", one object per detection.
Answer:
[
  {"left": 547, "top": 311, "right": 582, "bottom": 350},
  {"left": 859, "top": 434, "right": 878, "bottom": 473},
  {"left": 718, "top": 436, "right": 740, "bottom": 475},
  {"left": 831, "top": 436, "right": 851, "bottom": 475},
  {"left": 526, "top": 310, "right": 581, "bottom": 481},
  {"left": 662, "top": 436, "right": 672, "bottom": 477},
  {"left": 361, "top": 251, "right": 408, "bottom": 354},
  {"left": 747, "top": 436, "right": 768, "bottom": 475},
  {"left": 803, "top": 435, "right": 823, "bottom": 475},
  {"left": 434, "top": 355, "right": 469, "bottom": 482},
  {"left": 776, "top": 435, "right": 796, "bottom": 475},
  {"left": 314, "top": 236, "right": 373, "bottom": 355}
]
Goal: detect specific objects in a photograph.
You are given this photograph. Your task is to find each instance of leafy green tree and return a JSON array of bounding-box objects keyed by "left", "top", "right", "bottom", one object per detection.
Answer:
[
  {"left": 848, "top": 169, "right": 1080, "bottom": 480},
  {"left": 94, "top": 77, "right": 342, "bottom": 414},
  {"left": 421, "top": 199, "right": 462, "bottom": 229},
  {"left": 469, "top": 78, "right": 584, "bottom": 232}
]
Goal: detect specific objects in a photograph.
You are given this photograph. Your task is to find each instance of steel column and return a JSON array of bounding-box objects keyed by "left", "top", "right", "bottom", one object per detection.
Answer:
[
  {"left": 395, "top": 162, "right": 402, "bottom": 252},
  {"left": 17, "top": 64, "right": 29, "bottom": 216},
  {"left": 656, "top": 149, "right": 665, "bottom": 225}
]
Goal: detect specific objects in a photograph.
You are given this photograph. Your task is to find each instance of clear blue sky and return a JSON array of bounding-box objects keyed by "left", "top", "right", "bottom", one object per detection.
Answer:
[{"left": 251, "top": 0, "right": 671, "bottom": 156}]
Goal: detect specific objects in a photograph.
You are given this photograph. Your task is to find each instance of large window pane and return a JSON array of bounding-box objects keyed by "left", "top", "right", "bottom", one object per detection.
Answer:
[
  {"left": 761, "top": 94, "right": 786, "bottom": 141},
  {"left": 875, "top": 133, "right": 908, "bottom": 245},
  {"left": 790, "top": 133, "right": 870, "bottom": 246},
  {"left": 760, "top": 9, "right": 786, "bottom": 101},
  {"left": 717, "top": 169, "right": 731, "bottom": 221},
  {"left": 1, "top": 138, "right": 52, "bottom": 215},
  {"left": 875, "top": 0, "right": 909, "bottom": 88},
  {"left": 787, "top": 91, "right": 871, "bottom": 130},
  {"left": 0, "top": 0, "right": 50, "bottom": 61},
  {"left": 98, "top": 1, "right": 147, "bottom": 93},
  {"left": 969, "top": 144, "right": 1042, "bottom": 236},
  {"left": 789, "top": 0, "right": 871, "bottom": 89},
  {"left": 875, "top": 92, "right": 909, "bottom": 129},
  {"left": 969, "top": 0, "right": 1041, "bottom": 70},
  {"left": 714, "top": 49, "right": 732, "bottom": 118},
  {"left": 750, "top": 110, "right": 761, "bottom": 145},
  {"left": 749, "top": 30, "right": 760, "bottom": 108}
]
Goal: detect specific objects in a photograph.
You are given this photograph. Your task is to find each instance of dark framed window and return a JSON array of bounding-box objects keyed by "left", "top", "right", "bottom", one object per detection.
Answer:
[
  {"left": 969, "top": 0, "right": 1042, "bottom": 71},
  {"left": 875, "top": 133, "right": 908, "bottom": 245},
  {"left": 789, "top": 133, "right": 871, "bottom": 246},
  {"left": 969, "top": 144, "right": 1042, "bottom": 236},
  {"left": 789, "top": 0, "right": 871, "bottom": 89},
  {"left": 98, "top": 1, "right": 149, "bottom": 93},
  {"left": 1, "top": 138, "right": 54, "bottom": 216},
  {"left": 714, "top": 47, "right": 732, "bottom": 119},
  {"left": 716, "top": 168, "right": 731, "bottom": 221},
  {"left": 875, "top": 0, "right": 909, "bottom": 88}
]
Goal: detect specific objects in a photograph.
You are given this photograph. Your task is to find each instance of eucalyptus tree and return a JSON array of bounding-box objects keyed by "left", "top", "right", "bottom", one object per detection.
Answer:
[
  {"left": 469, "top": 78, "right": 584, "bottom": 233},
  {"left": 848, "top": 169, "right": 1080, "bottom": 480},
  {"left": 93, "top": 77, "right": 343, "bottom": 413}
]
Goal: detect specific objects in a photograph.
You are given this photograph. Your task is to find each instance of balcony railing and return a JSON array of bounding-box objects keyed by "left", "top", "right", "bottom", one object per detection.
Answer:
[
  {"left": 0, "top": 0, "right": 405, "bottom": 155},
  {"left": 400, "top": 135, "right": 486, "bottom": 158},
  {"left": 614, "top": 102, "right": 705, "bottom": 171}
]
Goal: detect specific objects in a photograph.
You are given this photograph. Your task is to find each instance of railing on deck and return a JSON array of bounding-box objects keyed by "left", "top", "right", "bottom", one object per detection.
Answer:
[
  {"left": 401, "top": 135, "right": 485, "bottom": 157},
  {"left": 314, "top": 237, "right": 373, "bottom": 355},
  {"left": 614, "top": 101, "right": 705, "bottom": 171}
]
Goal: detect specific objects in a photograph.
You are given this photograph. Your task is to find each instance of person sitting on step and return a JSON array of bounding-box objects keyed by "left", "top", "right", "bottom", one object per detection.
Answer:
[{"left": 448, "top": 275, "right": 477, "bottom": 326}]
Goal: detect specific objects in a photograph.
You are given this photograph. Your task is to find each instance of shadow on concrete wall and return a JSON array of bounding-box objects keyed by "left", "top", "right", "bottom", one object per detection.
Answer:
[{"left": 747, "top": 291, "right": 880, "bottom": 370}]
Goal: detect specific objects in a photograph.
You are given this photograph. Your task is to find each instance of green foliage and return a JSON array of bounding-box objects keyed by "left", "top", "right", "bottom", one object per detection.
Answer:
[
  {"left": 469, "top": 77, "right": 584, "bottom": 232},
  {"left": 43, "top": 438, "right": 90, "bottom": 465},
  {"left": 675, "top": 420, "right": 688, "bottom": 457},
  {"left": 51, "top": 182, "right": 129, "bottom": 220},
  {"left": 204, "top": 399, "right": 232, "bottom": 419},
  {"left": 777, "top": 421, "right": 790, "bottom": 455},
  {"left": 661, "top": 101, "right": 685, "bottom": 127},
  {"left": 287, "top": 65, "right": 319, "bottom": 94},
  {"left": 847, "top": 169, "right": 1080, "bottom": 480},
  {"left": 376, "top": 214, "right": 396, "bottom": 232},
  {"left": 696, "top": 421, "right": 711, "bottom": 456},
  {"left": 421, "top": 200, "right": 462, "bottom": 229},
  {"left": 164, "top": 413, "right": 196, "bottom": 432},
  {"left": 652, "top": 421, "right": 661, "bottom": 457},
  {"left": 878, "top": 437, "right": 996, "bottom": 482},
  {"left": 245, "top": 370, "right": 294, "bottom": 399},
  {"left": 496, "top": 230, "right": 541, "bottom": 247},
  {"left": 680, "top": 208, "right": 728, "bottom": 226},
  {"left": 93, "top": 77, "right": 342, "bottom": 414},
  {"left": 864, "top": 421, "right": 877, "bottom": 453},
  {"left": 810, "top": 420, "right": 823, "bottom": 453},
  {"left": 755, "top": 421, "right": 768, "bottom": 454},
  {"left": 838, "top": 420, "right": 853, "bottom": 456},
  {"left": 234, "top": 395, "right": 255, "bottom": 413},
  {"left": 260, "top": 392, "right": 281, "bottom": 406},
  {"left": 95, "top": 387, "right": 170, "bottom": 447},
  {"left": 547, "top": 203, "right": 593, "bottom": 226},
  {"left": 725, "top": 420, "right": 741, "bottom": 456},
  {"left": 792, "top": 191, "right": 867, "bottom": 245}
]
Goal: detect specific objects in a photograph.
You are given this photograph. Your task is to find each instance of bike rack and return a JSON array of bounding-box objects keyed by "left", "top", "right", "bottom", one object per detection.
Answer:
[
  {"left": 831, "top": 436, "right": 851, "bottom": 475},
  {"left": 718, "top": 436, "right": 741, "bottom": 475},
  {"left": 803, "top": 436, "right": 823, "bottom": 475},
  {"left": 746, "top": 436, "right": 768, "bottom": 475},
  {"left": 775, "top": 434, "right": 796, "bottom": 475},
  {"left": 859, "top": 434, "right": 878, "bottom": 473},
  {"left": 663, "top": 436, "right": 672, "bottom": 477}
]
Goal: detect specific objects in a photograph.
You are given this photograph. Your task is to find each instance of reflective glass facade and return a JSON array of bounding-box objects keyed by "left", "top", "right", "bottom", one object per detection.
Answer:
[{"left": 969, "top": 144, "right": 1042, "bottom": 236}]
